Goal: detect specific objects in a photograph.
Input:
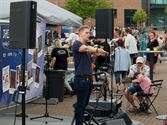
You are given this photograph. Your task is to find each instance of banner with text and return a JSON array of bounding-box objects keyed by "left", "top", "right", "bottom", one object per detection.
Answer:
[{"left": 0, "top": 22, "right": 46, "bottom": 105}]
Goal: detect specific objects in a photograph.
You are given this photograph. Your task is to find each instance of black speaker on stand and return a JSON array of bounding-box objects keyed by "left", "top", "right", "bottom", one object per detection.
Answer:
[
  {"left": 96, "top": 9, "right": 114, "bottom": 39},
  {"left": 9, "top": 1, "right": 36, "bottom": 49},
  {"left": 95, "top": 9, "right": 132, "bottom": 125},
  {"left": 9, "top": 1, "right": 37, "bottom": 125},
  {"left": 95, "top": 8, "right": 115, "bottom": 115}
]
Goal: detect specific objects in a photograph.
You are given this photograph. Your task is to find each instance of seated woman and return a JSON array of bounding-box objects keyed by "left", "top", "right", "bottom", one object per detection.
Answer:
[
  {"left": 131, "top": 69, "right": 154, "bottom": 112},
  {"left": 124, "top": 56, "right": 151, "bottom": 112}
]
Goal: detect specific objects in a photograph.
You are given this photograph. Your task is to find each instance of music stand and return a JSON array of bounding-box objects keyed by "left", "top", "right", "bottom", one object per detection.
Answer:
[{"left": 30, "top": 51, "right": 63, "bottom": 124}]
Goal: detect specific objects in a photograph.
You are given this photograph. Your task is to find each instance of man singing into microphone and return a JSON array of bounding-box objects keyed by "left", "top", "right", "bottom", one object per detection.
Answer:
[{"left": 72, "top": 25, "right": 108, "bottom": 125}]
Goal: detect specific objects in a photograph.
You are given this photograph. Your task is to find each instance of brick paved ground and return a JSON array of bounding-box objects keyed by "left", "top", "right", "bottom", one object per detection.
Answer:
[
  {"left": 24, "top": 62, "right": 167, "bottom": 125},
  {"left": 0, "top": 62, "right": 167, "bottom": 125}
]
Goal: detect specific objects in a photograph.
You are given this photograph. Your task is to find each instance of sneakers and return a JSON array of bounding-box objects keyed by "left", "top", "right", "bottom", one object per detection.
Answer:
[
  {"left": 139, "top": 102, "right": 149, "bottom": 113},
  {"left": 113, "top": 90, "right": 123, "bottom": 96},
  {"left": 116, "top": 90, "right": 121, "bottom": 93}
]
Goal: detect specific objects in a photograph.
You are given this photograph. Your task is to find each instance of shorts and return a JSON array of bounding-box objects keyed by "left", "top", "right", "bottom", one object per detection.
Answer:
[
  {"left": 128, "top": 84, "right": 153, "bottom": 96},
  {"left": 128, "top": 84, "right": 143, "bottom": 95}
]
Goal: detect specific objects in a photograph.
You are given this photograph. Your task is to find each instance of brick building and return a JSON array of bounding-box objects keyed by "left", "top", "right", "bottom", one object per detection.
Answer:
[
  {"left": 111, "top": 0, "right": 142, "bottom": 27},
  {"left": 48, "top": 0, "right": 167, "bottom": 29},
  {"left": 47, "top": 0, "right": 143, "bottom": 27}
]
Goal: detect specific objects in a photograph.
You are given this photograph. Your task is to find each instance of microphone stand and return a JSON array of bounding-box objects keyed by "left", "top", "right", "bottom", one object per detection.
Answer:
[{"left": 109, "top": 39, "right": 122, "bottom": 116}]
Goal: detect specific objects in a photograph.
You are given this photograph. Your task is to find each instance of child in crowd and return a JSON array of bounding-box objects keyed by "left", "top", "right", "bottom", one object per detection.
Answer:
[
  {"left": 132, "top": 69, "right": 154, "bottom": 95},
  {"left": 131, "top": 69, "right": 154, "bottom": 112}
]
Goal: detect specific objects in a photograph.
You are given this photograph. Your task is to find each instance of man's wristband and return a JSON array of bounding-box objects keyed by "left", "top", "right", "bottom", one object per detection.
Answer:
[{"left": 96, "top": 47, "right": 98, "bottom": 53}]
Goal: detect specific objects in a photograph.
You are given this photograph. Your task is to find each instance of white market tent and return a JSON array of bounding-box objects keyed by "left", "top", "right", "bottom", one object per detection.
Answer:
[{"left": 0, "top": 0, "right": 82, "bottom": 26}]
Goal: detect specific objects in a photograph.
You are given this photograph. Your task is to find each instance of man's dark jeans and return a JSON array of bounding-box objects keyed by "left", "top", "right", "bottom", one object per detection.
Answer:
[{"left": 73, "top": 77, "right": 93, "bottom": 125}]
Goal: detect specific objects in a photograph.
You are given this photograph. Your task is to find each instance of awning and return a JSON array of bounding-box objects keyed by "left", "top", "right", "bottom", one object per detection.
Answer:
[{"left": 0, "top": 0, "right": 83, "bottom": 26}]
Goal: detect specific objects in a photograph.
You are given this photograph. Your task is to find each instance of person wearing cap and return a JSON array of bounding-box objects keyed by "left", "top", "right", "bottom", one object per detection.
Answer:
[{"left": 124, "top": 56, "right": 150, "bottom": 112}]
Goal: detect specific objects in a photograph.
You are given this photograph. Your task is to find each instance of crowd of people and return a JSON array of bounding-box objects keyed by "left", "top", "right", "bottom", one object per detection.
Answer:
[{"left": 45, "top": 25, "right": 167, "bottom": 125}]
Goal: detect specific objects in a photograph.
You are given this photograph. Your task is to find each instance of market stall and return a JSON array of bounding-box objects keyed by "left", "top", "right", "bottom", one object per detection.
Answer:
[{"left": 0, "top": 0, "right": 82, "bottom": 105}]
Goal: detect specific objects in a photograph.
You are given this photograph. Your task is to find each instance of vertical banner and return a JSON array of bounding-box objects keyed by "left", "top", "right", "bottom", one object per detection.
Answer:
[
  {"left": 0, "top": 21, "right": 46, "bottom": 105},
  {"left": 26, "top": 21, "right": 46, "bottom": 100}
]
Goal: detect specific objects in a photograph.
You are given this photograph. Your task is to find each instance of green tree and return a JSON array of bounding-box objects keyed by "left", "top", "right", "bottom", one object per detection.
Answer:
[
  {"left": 164, "top": 6, "right": 167, "bottom": 14},
  {"left": 64, "top": 0, "right": 112, "bottom": 20},
  {"left": 133, "top": 9, "right": 148, "bottom": 26}
]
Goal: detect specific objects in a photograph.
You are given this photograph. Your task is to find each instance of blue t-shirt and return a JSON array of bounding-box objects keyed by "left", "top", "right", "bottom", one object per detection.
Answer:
[{"left": 72, "top": 40, "right": 92, "bottom": 76}]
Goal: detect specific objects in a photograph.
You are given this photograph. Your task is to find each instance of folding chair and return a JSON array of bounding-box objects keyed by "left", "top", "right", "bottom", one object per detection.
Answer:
[{"left": 140, "top": 79, "right": 163, "bottom": 115}]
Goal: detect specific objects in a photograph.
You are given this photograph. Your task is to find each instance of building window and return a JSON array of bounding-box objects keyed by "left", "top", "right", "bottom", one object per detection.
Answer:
[
  {"left": 124, "top": 9, "right": 136, "bottom": 27},
  {"left": 113, "top": 9, "right": 117, "bottom": 18},
  {"left": 151, "top": 0, "right": 167, "bottom": 4}
]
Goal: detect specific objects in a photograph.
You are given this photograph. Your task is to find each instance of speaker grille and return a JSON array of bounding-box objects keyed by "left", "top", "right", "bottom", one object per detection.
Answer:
[
  {"left": 96, "top": 9, "right": 114, "bottom": 39},
  {"left": 9, "top": 1, "right": 37, "bottom": 49}
]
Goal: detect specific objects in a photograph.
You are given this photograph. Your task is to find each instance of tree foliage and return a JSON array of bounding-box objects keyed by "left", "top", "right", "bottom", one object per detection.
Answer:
[
  {"left": 64, "top": 0, "right": 112, "bottom": 19},
  {"left": 164, "top": 6, "right": 167, "bottom": 14},
  {"left": 133, "top": 9, "right": 148, "bottom": 25}
]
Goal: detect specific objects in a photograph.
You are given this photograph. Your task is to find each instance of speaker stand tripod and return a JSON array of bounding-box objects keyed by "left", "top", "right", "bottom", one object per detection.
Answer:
[{"left": 30, "top": 75, "right": 63, "bottom": 124}]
